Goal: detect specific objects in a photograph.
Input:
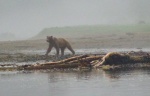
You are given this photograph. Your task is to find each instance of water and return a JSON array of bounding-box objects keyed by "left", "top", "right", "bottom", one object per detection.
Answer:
[
  {"left": 0, "top": 48, "right": 150, "bottom": 96},
  {"left": 0, "top": 68, "right": 150, "bottom": 96}
]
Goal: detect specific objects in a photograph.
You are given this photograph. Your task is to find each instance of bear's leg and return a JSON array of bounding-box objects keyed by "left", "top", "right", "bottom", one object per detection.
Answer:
[
  {"left": 61, "top": 48, "right": 65, "bottom": 56},
  {"left": 67, "top": 45, "right": 75, "bottom": 55},
  {"left": 55, "top": 48, "right": 59, "bottom": 57}
]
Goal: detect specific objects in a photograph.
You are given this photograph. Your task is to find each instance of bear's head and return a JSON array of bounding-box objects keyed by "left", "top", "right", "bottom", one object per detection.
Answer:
[{"left": 46, "top": 36, "right": 53, "bottom": 42}]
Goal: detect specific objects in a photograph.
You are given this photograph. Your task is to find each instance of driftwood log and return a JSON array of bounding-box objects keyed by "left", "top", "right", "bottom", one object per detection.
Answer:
[
  {"left": 18, "top": 55, "right": 103, "bottom": 70},
  {"left": 0, "top": 51, "right": 150, "bottom": 71}
]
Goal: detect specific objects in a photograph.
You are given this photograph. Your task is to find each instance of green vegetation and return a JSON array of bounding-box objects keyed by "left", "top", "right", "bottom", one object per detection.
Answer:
[{"left": 33, "top": 24, "right": 150, "bottom": 39}]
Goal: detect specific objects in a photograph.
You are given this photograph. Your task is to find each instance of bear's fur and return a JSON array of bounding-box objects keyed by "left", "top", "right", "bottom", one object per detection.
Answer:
[
  {"left": 45, "top": 36, "right": 75, "bottom": 57},
  {"left": 95, "top": 52, "right": 130, "bottom": 67}
]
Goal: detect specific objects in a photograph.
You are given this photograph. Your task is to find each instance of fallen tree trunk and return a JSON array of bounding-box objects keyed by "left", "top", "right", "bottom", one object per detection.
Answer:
[
  {"left": 0, "top": 51, "right": 150, "bottom": 71},
  {"left": 94, "top": 52, "right": 150, "bottom": 68},
  {"left": 43, "top": 54, "right": 89, "bottom": 65},
  {"left": 17, "top": 55, "right": 103, "bottom": 70}
]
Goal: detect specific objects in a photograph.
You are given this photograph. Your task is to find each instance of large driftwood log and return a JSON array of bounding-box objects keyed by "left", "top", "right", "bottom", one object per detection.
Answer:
[
  {"left": 18, "top": 55, "right": 103, "bottom": 70},
  {"left": 1, "top": 51, "right": 150, "bottom": 70},
  {"left": 94, "top": 52, "right": 150, "bottom": 68},
  {"left": 43, "top": 55, "right": 89, "bottom": 65}
]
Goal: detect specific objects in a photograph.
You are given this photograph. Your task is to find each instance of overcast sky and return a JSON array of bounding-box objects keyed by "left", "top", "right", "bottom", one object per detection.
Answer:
[{"left": 0, "top": 0, "right": 150, "bottom": 39}]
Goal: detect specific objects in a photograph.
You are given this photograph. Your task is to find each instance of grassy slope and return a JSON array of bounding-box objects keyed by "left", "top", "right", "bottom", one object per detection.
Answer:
[
  {"left": 0, "top": 24, "right": 150, "bottom": 52},
  {"left": 33, "top": 24, "right": 150, "bottom": 39}
]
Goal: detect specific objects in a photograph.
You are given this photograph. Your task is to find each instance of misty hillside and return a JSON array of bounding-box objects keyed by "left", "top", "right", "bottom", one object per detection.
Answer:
[
  {"left": 32, "top": 24, "right": 150, "bottom": 39},
  {"left": 0, "top": 33, "right": 16, "bottom": 41}
]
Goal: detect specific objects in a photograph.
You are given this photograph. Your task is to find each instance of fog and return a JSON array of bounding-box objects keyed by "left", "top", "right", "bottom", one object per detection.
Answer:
[{"left": 0, "top": 0, "right": 150, "bottom": 40}]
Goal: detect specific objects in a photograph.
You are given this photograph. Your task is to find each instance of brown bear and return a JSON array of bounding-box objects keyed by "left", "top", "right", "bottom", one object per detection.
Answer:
[
  {"left": 45, "top": 36, "right": 75, "bottom": 57},
  {"left": 94, "top": 52, "right": 130, "bottom": 67}
]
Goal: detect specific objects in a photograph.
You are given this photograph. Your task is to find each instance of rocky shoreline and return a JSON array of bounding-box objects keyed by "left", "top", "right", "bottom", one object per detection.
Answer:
[
  {"left": 0, "top": 50, "right": 150, "bottom": 71},
  {"left": 0, "top": 50, "right": 149, "bottom": 63}
]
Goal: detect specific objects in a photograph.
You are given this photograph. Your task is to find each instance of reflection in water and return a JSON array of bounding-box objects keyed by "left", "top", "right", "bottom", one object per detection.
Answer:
[
  {"left": 103, "top": 67, "right": 150, "bottom": 79},
  {"left": 0, "top": 67, "right": 150, "bottom": 96}
]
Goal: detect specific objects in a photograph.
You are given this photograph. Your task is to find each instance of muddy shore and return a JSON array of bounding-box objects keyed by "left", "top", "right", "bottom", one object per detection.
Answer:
[
  {"left": 0, "top": 32, "right": 150, "bottom": 51},
  {"left": 0, "top": 32, "right": 150, "bottom": 64}
]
